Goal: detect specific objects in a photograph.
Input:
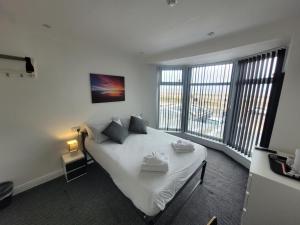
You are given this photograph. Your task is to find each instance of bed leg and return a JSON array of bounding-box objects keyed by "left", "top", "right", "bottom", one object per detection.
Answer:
[
  {"left": 143, "top": 215, "right": 155, "bottom": 225},
  {"left": 200, "top": 160, "right": 207, "bottom": 184},
  {"left": 148, "top": 221, "right": 155, "bottom": 225}
]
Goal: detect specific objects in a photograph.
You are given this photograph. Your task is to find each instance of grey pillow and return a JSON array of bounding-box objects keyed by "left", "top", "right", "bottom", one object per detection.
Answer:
[
  {"left": 102, "top": 121, "right": 128, "bottom": 144},
  {"left": 129, "top": 116, "right": 147, "bottom": 134}
]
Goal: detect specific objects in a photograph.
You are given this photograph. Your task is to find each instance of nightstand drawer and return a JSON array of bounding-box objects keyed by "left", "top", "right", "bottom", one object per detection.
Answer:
[
  {"left": 66, "top": 158, "right": 86, "bottom": 172},
  {"left": 67, "top": 166, "right": 87, "bottom": 181}
]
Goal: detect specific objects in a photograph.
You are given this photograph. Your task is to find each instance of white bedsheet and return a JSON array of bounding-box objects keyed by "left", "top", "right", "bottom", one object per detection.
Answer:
[{"left": 85, "top": 127, "right": 207, "bottom": 216}]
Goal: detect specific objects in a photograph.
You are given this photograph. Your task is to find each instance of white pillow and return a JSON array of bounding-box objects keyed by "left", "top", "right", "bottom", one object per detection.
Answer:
[
  {"left": 132, "top": 114, "right": 142, "bottom": 119},
  {"left": 84, "top": 122, "right": 109, "bottom": 144},
  {"left": 112, "top": 117, "right": 123, "bottom": 126},
  {"left": 121, "top": 118, "right": 130, "bottom": 129}
]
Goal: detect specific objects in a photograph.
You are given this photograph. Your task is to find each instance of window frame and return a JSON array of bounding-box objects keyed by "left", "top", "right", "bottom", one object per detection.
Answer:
[
  {"left": 156, "top": 48, "right": 286, "bottom": 157},
  {"left": 186, "top": 62, "right": 234, "bottom": 142},
  {"left": 157, "top": 66, "right": 185, "bottom": 131}
]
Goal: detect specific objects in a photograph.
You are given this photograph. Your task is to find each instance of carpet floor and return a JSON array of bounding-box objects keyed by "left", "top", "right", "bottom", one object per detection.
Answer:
[{"left": 0, "top": 149, "right": 249, "bottom": 225}]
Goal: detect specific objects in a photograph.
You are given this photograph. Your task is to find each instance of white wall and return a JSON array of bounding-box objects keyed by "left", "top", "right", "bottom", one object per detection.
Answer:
[
  {"left": 269, "top": 26, "right": 300, "bottom": 153},
  {"left": 0, "top": 20, "right": 155, "bottom": 193},
  {"left": 148, "top": 16, "right": 300, "bottom": 154}
]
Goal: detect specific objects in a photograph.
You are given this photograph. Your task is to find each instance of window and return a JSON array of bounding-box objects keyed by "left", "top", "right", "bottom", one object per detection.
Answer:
[
  {"left": 158, "top": 69, "right": 183, "bottom": 131},
  {"left": 228, "top": 49, "right": 286, "bottom": 156},
  {"left": 157, "top": 48, "right": 286, "bottom": 157},
  {"left": 187, "top": 63, "right": 233, "bottom": 141}
]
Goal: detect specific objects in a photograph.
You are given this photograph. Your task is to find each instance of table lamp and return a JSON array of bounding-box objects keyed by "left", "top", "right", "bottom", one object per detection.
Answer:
[{"left": 67, "top": 139, "right": 78, "bottom": 152}]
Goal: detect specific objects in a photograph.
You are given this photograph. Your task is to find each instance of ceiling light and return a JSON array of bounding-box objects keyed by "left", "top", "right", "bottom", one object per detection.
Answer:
[{"left": 167, "top": 0, "right": 178, "bottom": 7}]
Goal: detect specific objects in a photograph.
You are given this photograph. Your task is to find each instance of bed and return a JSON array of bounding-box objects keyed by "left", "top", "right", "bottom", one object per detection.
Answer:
[{"left": 82, "top": 127, "right": 207, "bottom": 224}]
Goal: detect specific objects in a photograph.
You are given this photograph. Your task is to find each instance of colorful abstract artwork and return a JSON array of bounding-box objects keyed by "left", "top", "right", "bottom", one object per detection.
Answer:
[{"left": 90, "top": 74, "right": 125, "bottom": 103}]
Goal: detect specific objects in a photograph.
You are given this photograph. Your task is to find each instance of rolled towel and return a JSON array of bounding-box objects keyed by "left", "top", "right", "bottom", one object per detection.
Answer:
[
  {"left": 172, "top": 140, "right": 195, "bottom": 152},
  {"left": 141, "top": 152, "right": 169, "bottom": 172}
]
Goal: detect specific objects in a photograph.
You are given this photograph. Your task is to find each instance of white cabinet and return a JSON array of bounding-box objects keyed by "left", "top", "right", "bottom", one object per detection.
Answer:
[
  {"left": 242, "top": 150, "right": 300, "bottom": 225},
  {"left": 62, "top": 151, "right": 87, "bottom": 182}
]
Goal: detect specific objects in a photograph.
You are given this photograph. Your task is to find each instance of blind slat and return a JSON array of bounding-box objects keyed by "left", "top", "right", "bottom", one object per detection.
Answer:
[
  {"left": 232, "top": 60, "right": 249, "bottom": 148},
  {"left": 245, "top": 56, "right": 262, "bottom": 154},
  {"left": 241, "top": 57, "right": 259, "bottom": 155}
]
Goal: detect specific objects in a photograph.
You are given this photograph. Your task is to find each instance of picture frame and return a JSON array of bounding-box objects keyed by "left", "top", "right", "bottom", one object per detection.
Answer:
[{"left": 90, "top": 73, "right": 125, "bottom": 103}]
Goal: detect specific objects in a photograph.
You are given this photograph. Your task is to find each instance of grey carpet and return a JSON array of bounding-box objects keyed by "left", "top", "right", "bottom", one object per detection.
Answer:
[{"left": 0, "top": 149, "right": 248, "bottom": 225}]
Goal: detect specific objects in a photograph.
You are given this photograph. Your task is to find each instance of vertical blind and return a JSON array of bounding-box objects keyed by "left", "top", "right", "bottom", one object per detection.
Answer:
[
  {"left": 228, "top": 49, "right": 286, "bottom": 156},
  {"left": 158, "top": 69, "right": 183, "bottom": 131},
  {"left": 187, "top": 63, "right": 233, "bottom": 141},
  {"left": 158, "top": 48, "right": 286, "bottom": 157}
]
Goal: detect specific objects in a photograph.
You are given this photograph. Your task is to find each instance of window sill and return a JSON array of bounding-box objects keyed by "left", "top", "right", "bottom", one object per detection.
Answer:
[{"left": 167, "top": 131, "right": 251, "bottom": 169}]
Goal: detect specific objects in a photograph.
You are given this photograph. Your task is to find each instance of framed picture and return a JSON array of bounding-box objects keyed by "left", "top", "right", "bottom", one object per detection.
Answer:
[{"left": 90, "top": 73, "right": 125, "bottom": 103}]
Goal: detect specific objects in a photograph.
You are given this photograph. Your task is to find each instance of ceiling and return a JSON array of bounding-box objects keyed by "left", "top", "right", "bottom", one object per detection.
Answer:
[
  {"left": 158, "top": 39, "right": 289, "bottom": 65},
  {"left": 1, "top": 0, "right": 300, "bottom": 56}
]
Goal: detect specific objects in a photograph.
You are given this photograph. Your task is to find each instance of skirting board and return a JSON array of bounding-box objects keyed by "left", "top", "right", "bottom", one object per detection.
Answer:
[
  {"left": 13, "top": 160, "right": 95, "bottom": 195},
  {"left": 14, "top": 169, "right": 64, "bottom": 195}
]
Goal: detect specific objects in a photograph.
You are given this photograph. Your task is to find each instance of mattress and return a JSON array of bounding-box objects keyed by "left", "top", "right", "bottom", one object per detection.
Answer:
[{"left": 85, "top": 127, "right": 207, "bottom": 216}]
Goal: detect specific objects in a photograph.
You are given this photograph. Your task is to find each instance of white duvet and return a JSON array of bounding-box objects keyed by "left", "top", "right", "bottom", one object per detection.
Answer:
[{"left": 85, "top": 127, "right": 207, "bottom": 216}]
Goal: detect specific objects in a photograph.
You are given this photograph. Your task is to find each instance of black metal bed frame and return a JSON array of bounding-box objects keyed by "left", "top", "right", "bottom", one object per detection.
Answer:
[{"left": 81, "top": 131, "right": 207, "bottom": 225}]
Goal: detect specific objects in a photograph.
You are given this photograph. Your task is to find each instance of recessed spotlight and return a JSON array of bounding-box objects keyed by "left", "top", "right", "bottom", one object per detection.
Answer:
[
  {"left": 207, "top": 32, "right": 215, "bottom": 37},
  {"left": 167, "top": 0, "right": 178, "bottom": 7},
  {"left": 42, "top": 24, "right": 51, "bottom": 29}
]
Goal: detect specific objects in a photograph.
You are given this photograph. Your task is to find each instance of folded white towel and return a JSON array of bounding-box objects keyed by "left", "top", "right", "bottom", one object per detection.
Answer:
[
  {"left": 141, "top": 163, "right": 169, "bottom": 173},
  {"left": 172, "top": 140, "right": 195, "bottom": 152},
  {"left": 176, "top": 140, "right": 195, "bottom": 149},
  {"left": 141, "top": 152, "right": 169, "bottom": 173}
]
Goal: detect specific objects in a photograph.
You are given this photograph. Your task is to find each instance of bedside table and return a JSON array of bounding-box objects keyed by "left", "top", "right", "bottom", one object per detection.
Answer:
[{"left": 62, "top": 151, "right": 87, "bottom": 182}]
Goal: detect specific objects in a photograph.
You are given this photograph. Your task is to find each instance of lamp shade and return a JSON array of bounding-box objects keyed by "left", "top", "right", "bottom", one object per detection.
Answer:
[{"left": 67, "top": 139, "right": 78, "bottom": 152}]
